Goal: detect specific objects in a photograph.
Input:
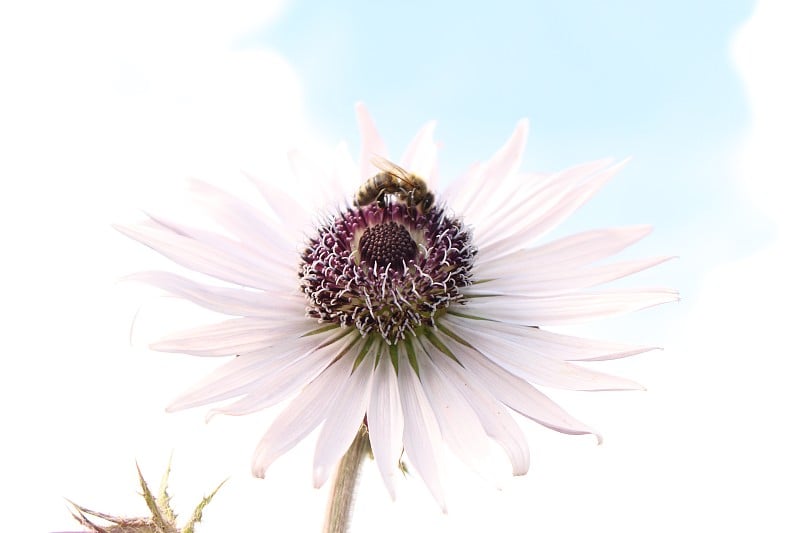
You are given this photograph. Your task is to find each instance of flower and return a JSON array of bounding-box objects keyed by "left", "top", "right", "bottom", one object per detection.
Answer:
[{"left": 117, "top": 104, "right": 677, "bottom": 509}]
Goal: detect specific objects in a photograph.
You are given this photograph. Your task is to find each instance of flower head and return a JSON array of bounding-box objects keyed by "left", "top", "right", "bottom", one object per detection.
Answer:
[{"left": 117, "top": 104, "right": 677, "bottom": 508}]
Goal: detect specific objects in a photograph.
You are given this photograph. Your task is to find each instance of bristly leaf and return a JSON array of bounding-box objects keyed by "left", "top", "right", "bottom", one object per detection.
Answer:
[
  {"left": 180, "top": 479, "right": 228, "bottom": 533},
  {"left": 157, "top": 453, "right": 177, "bottom": 524},
  {"left": 66, "top": 498, "right": 158, "bottom": 532},
  {"left": 66, "top": 459, "right": 224, "bottom": 533},
  {"left": 136, "top": 462, "right": 172, "bottom": 533}
]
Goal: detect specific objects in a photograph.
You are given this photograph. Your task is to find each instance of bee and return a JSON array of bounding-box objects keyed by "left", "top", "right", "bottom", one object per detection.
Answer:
[{"left": 354, "top": 157, "right": 435, "bottom": 213}]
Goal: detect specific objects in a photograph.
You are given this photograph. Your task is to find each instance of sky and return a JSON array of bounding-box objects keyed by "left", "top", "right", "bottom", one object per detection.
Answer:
[{"left": 1, "top": 0, "right": 798, "bottom": 531}]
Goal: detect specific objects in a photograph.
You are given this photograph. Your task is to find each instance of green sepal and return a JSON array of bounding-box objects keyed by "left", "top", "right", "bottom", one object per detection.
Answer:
[
  {"left": 352, "top": 334, "right": 375, "bottom": 372},
  {"left": 403, "top": 336, "right": 421, "bottom": 378},
  {"left": 422, "top": 327, "right": 463, "bottom": 366},
  {"left": 388, "top": 343, "right": 399, "bottom": 373},
  {"left": 301, "top": 323, "right": 341, "bottom": 337}
]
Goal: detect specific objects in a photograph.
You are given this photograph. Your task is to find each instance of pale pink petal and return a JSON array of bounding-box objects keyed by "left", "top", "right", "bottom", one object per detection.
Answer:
[
  {"left": 150, "top": 317, "right": 312, "bottom": 356},
  {"left": 478, "top": 159, "right": 630, "bottom": 258},
  {"left": 166, "top": 330, "right": 350, "bottom": 412},
  {"left": 415, "top": 338, "right": 491, "bottom": 472},
  {"left": 124, "top": 271, "right": 302, "bottom": 317},
  {"left": 457, "top": 120, "right": 529, "bottom": 222},
  {"left": 367, "top": 351, "right": 404, "bottom": 499},
  {"left": 400, "top": 120, "right": 438, "bottom": 179},
  {"left": 444, "top": 318, "right": 654, "bottom": 362},
  {"left": 446, "top": 319, "right": 644, "bottom": 391},
  {"left": 467, "top": 257, "right": 675, "bottom": 297},
  {"left": 288, "top": 147, "right": 352, "bottom": 215},
  {"left": 437, "top": 322, "right": 598, "bottom": 438},
  {"left": 241, "top": 169, "right": 312, "bottom": 234},
  {"left": 447, "top": 120, "right": 528, "bottom": 219},
  {"left": 141, "top": 213, "right": 297, "bottom": 287},
  {"left": 397, "top": 345, "right": 447, "bottom": 512},
  {"left": 474, "top": 225, "right": 653, "bottom": 279},
  {"left": 185, "top": 179, "right": 298, "bottom": 260},
  {"left": 441, "top": 161, "right": 484, "bottom": 209},
  {"left": 115, "top": 223, "right": 287, "bottom": 290},
  {"left": 463, "top": 288, "right": 680, "bottom": 326},
  {"left": 203, "top": 334, "right": 355, "bottom": 420},
  {"left": 472, "top": 159, "right": 614, "bottom": 247},
  {"left": 251, "top": 354, "right": 353, "bottom": 478},
  {"left": 313, "top": 353, "right": 374, "bottom": 487},
  {"left": 356, "top": 102, "right": 389, "bottom": 178},
  {"left": 528, "top": 329, "right": 656, "bottom": 362},
  {"left": 432, "top": 351, "right": 530, "bottom": 475},
  {"left": 331, "top": 140, "right": 362, "bottom": 201}
]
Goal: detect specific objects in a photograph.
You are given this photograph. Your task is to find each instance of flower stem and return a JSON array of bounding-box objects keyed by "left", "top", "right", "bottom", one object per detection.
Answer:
[{"left": 323, "top": 425, "right": 370, "bottom": 533}]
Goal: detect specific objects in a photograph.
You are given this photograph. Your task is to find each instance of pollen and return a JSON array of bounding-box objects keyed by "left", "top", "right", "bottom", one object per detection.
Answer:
[{"left": 358, "top": 221, "right": 418, "bottom": 270}]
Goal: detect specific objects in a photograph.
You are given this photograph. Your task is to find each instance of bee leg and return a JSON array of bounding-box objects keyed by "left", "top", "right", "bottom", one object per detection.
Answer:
[{"left": 377, "top": 191, "right": 387, "bottom": 208}]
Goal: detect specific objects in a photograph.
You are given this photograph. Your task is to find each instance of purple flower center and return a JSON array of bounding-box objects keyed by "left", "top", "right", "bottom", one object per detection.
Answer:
[
  {"left": 299, "top": 203, "right": 476, "bottom": 344},
  {"left": 358, "top": 221, "right": 418, "bottom": 270}
]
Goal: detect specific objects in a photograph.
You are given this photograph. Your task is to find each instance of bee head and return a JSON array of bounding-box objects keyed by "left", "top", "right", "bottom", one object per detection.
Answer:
[{"left": 419, "top": 192, "right": 435, "bottom": 213}]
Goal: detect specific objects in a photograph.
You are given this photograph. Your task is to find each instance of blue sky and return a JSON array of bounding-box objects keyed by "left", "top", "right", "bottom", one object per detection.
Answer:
[
  {"left": 256, "top": 0, "right": 760, "bottom": 300},
  {"left": 4, "top": 1, "right": 799, "bottom": 532}
]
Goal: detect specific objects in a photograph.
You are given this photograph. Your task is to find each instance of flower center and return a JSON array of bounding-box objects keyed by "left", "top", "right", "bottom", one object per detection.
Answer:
[
  {"left": 358, "top": 221, "right": 418, "bottom": 270},
  {"left": 299, "top": 204, "right": 475, "bottom": 344}
]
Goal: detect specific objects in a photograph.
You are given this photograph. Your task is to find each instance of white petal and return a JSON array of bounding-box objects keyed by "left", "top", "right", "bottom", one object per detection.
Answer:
[
  {"left": 400, "top": 120, "right": 438, "bottom": 180},
  {"left": 478, "top": 159, "right": 629, "bottom": 259},
  {"left": 467, "top": 257, "right": 675, "bottom": 297},
  {"left": 432, "top": 348, "right": 530, "bottom": 475},
  {"left": 150, "top": 317, "right": 312, "bottom": 356},
  {"left": 331, "top": 140, "right": 362, "bottom": 201},
  {"left": 356, "top": 102, "right": 389, "bottom": 178},
  {"left": 457, "top": 120, "right": 529, "bottom": 222},
  {"left": 288, "top": 147, "right": 351, "bottom": 216},
  {"left": 415, "top": 338, "right": 491, "bottom": 472},
  {"left": 528, "top": 329, "right": 656, "bottom": 362},
  {"left": 115, "top": 223, "right": 287, "bottom": 290},
  {"left": 472, "top": 159, "right": 613, "bottom": 247},
  {"left": 445, "top": 319, "right": 644, "bottom": 391},
  {"left": 446, "top": 120, "right": 528, "bottom": 220},
  {"left": 437, "top": 325, "right": 598, "bottom": 438},
  {"left": 313, "top": 352, "right": 374, "bottom": 487},
  {"left": 462, "top": 288, "right": 680, "bottom": 326},
  {"left": 142, "top": 213, "right": 297, "bottom": 289},
  {"left": 474, "top": 225, "right": 653, "bottom": 279},
  {"left": 124, "top": 271, "right": 302, "bottom": 317},
  {"left": 167, "top": 329, "right": 350, "bottom": 412},
  {"left": 251, "top": 353, "right": 353, "bottom": 477},
  {"left": 185, "top": 179, "right": 297, "bottom": 260},
  {"left": 397, "top": 346, "right": 447, "bottom": 512},
  {"left": 444, "top": 317, "right": 653, "bottom": 362},
  {"left": 441, "top": 162, "right": 484, "bottom": 210},
  {"left": 204, "top": 332, "right": 355, "bottom": 420},
  {"left": 367, "top": 350, "right": 404, "bottom": 499}
]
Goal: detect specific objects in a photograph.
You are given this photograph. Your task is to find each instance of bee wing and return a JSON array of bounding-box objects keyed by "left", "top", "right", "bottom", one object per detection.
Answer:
[
  {"left": 370, "top": 156, "right": 416, "bottom": 186},
  {"left": 370, "top": 155, "right": 411, "bottom": 181}
]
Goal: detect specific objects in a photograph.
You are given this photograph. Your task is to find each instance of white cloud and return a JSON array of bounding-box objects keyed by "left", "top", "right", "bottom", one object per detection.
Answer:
[
  {"left": 0, "top": 2, "right": 321, "bottom": 531},
  {"left": 733, "top": 0, "right": 800, "bottom": 229},
  {"left": 642, "top": 1, "right": 800, "bottom": 530}
]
